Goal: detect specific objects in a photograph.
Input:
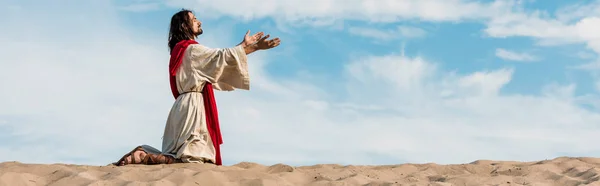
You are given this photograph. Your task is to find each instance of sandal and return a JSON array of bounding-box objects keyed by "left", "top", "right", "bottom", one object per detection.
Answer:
[
  {"left": 142, "top": 154, "right": 181, "bottom": 165},
  {"left": 114, "top": 146, "right": 147, "bottom": 166}
]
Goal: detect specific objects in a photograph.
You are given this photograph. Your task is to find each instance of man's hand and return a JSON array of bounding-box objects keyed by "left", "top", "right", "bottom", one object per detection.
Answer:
[
  {"left": 240, "top": 30, "right": 264, "bottom": 48},
  {"left": 255, "top": 35, "right": 281, "bottom": 50}
]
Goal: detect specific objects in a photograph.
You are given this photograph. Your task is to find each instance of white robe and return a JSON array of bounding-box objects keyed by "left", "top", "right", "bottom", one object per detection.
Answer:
[{"left": 157, "top": 44, "right": 250, "bottom": 164}]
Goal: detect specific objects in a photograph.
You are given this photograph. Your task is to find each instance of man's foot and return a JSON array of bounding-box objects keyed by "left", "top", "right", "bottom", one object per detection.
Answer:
[
  {"left": 115, "top": 146, "right": 148, "bottom": 166},
  {"left": 142, "top": 154, "right": 180, "bottom": 165}
]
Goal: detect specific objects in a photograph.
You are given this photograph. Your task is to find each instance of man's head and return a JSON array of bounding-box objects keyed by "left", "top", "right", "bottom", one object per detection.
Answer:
[{"left": 168, "top": 9, "right": 203, "bottom": 51}]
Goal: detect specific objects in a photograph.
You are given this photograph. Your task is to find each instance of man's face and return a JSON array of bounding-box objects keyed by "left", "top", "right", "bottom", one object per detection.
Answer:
[{"left": 188, "top": 12, "right": 203, "bottom": 36}]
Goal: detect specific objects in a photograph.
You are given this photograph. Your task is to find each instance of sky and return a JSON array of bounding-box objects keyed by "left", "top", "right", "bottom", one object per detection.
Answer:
[{"left": 2, "top": 0, "right": 600, "bottom": 166}]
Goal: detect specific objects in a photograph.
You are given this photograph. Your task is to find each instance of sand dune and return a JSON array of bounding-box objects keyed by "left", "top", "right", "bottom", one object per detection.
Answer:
[{"left": 1, "top": 157, "right": 600, "bottom": 186}]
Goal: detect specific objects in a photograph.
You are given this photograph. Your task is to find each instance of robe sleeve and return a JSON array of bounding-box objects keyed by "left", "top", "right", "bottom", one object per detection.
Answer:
[{"left": 187, "top": 44, "right": 250, "bottom": 91}]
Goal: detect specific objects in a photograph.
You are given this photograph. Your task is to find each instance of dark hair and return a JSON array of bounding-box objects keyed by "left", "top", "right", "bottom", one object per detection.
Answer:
[{"left": 168, "top": 9, "right": 195, "bottom": 52}]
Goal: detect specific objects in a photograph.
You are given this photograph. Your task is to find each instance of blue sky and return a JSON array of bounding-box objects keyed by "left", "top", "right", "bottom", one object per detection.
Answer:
[{"left": 2, "top": 0, "right": 600, "bottom": 166}]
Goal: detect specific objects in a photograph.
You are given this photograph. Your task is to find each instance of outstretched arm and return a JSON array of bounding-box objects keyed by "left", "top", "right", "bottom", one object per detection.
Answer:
[
  {"left": 237, "top": 30, "right": 263, "bottom": 55},
  {"left": 237, "top": 40, "right": 259, "bottom": 54},
  {"left": 237, "top": 33, "right": 281, "bottom": 55},
  {"left": 188, "top": 44, "right": 250, "bottom": 91},
  {"left": 242, "top": 44, "right": 259, "bottom": 54}
]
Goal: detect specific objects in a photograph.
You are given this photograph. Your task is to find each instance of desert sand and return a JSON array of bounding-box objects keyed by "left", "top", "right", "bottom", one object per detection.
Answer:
[{"left": 1, "top": 157, "right": 600, "bottom": 186}]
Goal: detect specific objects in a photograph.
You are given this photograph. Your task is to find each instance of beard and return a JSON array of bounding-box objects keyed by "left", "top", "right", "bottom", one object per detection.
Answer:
[{"left": 195, "top": 28, "right": 203, "bottom": 36}]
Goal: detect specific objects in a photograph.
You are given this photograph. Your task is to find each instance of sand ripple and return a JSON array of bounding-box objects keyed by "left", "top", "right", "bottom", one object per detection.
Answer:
[{"left": 1, "top": 157, "right": 600, "bottom": 185}]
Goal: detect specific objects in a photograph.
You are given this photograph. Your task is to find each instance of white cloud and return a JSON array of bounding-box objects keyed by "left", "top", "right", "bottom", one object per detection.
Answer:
[
  {"left": 118, "top": 3, "right": 161, "bottom": 12},
  {"left": 115, "top": 0, "right": 163, "bottom": 12},
  {"left": 555, "top": 1, "right": 600, "bottom": 23},
  {"left": 165, "top": 0, "right": 598, "bottom": 54},
  {"left": 162, "top": 0, "right": 600, "bottom": 58},
  {"left": 495, "top": 48, "right": 539, "bottom": 62},
  {"left": 483, "top": 3, "right": 600, "bottom": 53},
  {"left": 165, "top": 0, "right": 513, "bottom": 25},
  {"left": 348, "top": 26, "right": 426, "bottom": 40},
  {"left": 348, "top": 27, "right": 396, "bottom": 40},
  {"left": 456, "top": 68, "right": 514, "bottom": 96},
  {"left": 398, "top": 26, "right": 428, "bottom": 38},
  {"left": 346, "top": 54, "right": 436, "bottom": 91},
  {"left": 577, "top": 51, "right": 597, "bottom": 59},
  {"left": 479, "top": 2, "right": 600, "bottom": 90}
]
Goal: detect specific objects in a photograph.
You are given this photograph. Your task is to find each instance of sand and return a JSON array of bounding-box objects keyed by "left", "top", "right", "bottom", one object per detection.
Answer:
[{"left": 1, "top": 157, "right": 600, "bottom": 186}]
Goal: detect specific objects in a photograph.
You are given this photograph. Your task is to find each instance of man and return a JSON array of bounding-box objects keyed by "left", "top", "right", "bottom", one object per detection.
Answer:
[{"left": 114, "top": 9, "right": 280, "bottom": 166}]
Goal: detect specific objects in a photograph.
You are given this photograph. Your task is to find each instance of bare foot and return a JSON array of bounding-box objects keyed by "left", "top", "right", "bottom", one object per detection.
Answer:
[{"left": 117, "top": 147, "right": 148, "bottom": 166}]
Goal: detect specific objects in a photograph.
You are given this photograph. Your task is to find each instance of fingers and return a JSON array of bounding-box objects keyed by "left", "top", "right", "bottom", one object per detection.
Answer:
[
  {"left": 271, "top": 38, "right": 281, "bottom": 43},
  {"left": 266, "top": 38, "right": 281, "bottom": 48},
  {"left": 251, "top": 33, "right": 281, "bottom": 49},
  {"left": 272, "top": 40, "right": 281, "bottom": 48},
  {"left": 259, "top": 34, "right": 270, "bottom": 42},
  {"left": 245, "top": 30, "right": 251, "bottom": 36},
  {"left": 269, "top": 38, "right": 280, "bottom": 44},
  {"left": 253, "top": 32, "right": 264, "bottom": 38}
]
